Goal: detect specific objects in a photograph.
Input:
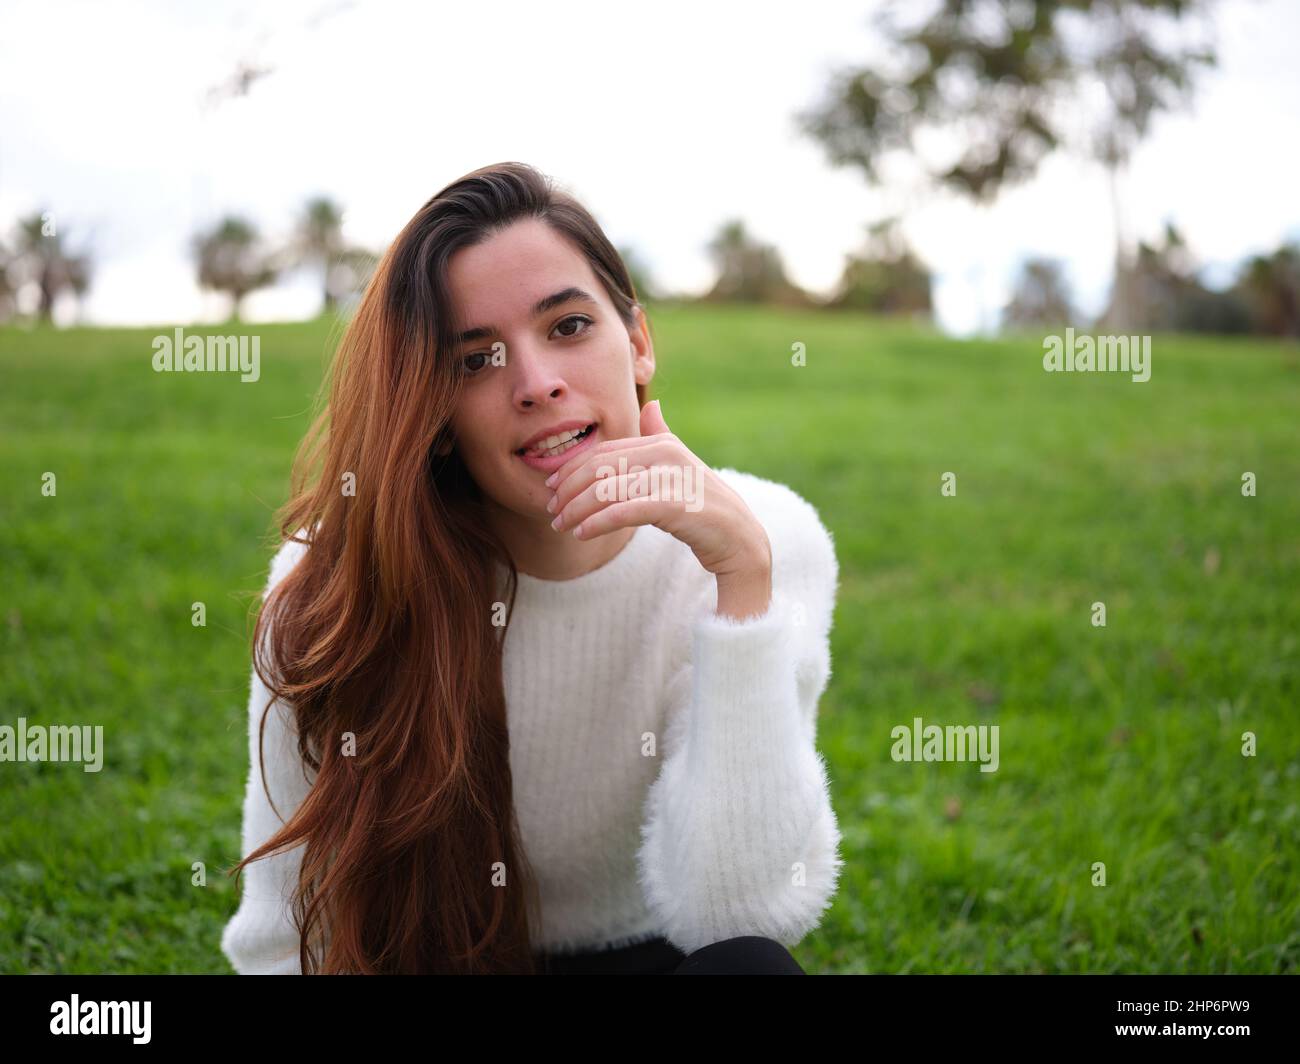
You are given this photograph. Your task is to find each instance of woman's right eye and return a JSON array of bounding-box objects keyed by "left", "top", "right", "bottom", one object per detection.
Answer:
[{"left": 462, "top": 352, "right": 488, "bottom": 376}]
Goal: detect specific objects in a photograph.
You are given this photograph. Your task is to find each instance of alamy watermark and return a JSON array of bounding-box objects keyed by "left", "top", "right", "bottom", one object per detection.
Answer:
[
  {"left": 151, "top": 327, "right": 260, "bottom": 382},
  {"left": 1043, "top": 327, "right": 1151, "bottom": 383},
  {"left": 891, "top": 716, "right": 999, "bottom": 773},
  {"left": 50, "top": 995, "right": 150, "bottom": 1043},
  {"left": 593, "top": 457, "right": 704, "bottom": 512},
  {"left": 1, "top": 717, "right": 103, "bottom": 772}
]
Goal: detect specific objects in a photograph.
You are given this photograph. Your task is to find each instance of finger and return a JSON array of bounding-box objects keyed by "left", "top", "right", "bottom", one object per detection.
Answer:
[
  {"left": 544, "top": 429, "right": 671, "bottom": 493},
  {"left": 548, "top": 436, "right": 679, "bottom": 513},
  {"left": 639, "top": 399, "right": 669, "bottom": 436},
  {"left": 552, "top": 467, "right": 675, "bottom": 533},
  {"left": 571, "top": 494, "right": 672, "bottom": 541}
]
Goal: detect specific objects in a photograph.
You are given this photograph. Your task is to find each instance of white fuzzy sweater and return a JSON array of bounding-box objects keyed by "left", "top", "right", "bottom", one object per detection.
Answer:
[{"left": 221, "top": 467, "right": 844, "bottom": 973}]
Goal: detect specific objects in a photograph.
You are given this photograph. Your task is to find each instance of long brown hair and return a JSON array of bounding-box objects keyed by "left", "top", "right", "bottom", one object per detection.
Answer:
[{"left": 229, "top": 162, "right": 650, "bottom": 974}]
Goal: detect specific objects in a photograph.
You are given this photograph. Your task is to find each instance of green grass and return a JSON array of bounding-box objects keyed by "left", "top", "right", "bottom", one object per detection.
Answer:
[{"left": 1, "top": 307, "right": 1297, "bottom": 973}]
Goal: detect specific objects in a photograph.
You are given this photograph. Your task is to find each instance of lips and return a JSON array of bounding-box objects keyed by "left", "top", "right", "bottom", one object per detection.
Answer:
[
  {"left": 515, "top": 418, "right": 598, "bottom": 455},
  {"left": 515, "top": 423, "right": 599, "bottom": 473}
]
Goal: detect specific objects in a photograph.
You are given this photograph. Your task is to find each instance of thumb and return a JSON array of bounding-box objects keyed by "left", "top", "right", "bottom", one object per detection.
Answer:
[{"left": 640, "top": 399, "right": 669, "bottom": 436}]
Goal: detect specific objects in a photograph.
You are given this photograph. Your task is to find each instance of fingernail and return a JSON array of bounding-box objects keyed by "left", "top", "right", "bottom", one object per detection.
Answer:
[
  {"left": 546, "top": 495, "right": 557, "bottom": 513},
  {"left": 545, "top": 472, "right": 558, "bottom": 487},
  {"left": 551, "top": 514, "right": 563, "bottom": 530}
]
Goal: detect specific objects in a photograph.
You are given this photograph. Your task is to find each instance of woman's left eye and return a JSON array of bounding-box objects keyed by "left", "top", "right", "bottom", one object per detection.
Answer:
[{"left": 552, "top": 314, "right": 594, "bottom": 339}]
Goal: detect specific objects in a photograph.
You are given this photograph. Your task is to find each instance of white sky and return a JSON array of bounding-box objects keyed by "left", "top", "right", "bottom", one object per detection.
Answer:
[{"left": 3, "top": 0, "right": 1298, "bottom": 334}]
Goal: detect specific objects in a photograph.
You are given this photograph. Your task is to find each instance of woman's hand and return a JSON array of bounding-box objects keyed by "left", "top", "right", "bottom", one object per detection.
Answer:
[{"left": 545, "top": 400, "right": 773, "bottom": 618}]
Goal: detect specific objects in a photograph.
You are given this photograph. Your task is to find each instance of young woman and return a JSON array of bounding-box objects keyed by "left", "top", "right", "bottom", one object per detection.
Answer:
[{"left": 220, "top": 161, "right": 844, "bottom": 975}]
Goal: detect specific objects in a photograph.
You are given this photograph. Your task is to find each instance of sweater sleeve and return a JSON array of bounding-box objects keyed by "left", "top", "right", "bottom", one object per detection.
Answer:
[
  {"left": 220, "top": 538, "right": 314, "bottom": 975},
  {"left": 634, "top": 483, "right": 844, "bottom": 954}
]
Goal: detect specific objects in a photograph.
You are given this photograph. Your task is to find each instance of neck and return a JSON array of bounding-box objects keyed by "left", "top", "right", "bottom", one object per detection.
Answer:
[{"left": 487, "top": 500, "right": 636, "bottom": 581}]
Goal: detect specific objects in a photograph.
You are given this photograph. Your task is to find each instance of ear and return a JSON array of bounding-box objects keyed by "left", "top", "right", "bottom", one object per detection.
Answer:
[
  {"left": 433, "top": 431, "right": 453, "bottom": 457},
  {"left": 630, "top": 304, "right": 655, "bottom": 387}
]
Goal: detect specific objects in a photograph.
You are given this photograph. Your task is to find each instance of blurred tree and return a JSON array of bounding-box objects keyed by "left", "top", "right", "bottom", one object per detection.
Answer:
[
  {"left": 287, "top": 197, "right": 382, "bottom": 316},
  {"left": 616, "top": 244, "right": 658, "bottom": 303},
  {"left": 294, "top": 196, "right": 346, "bottom": 312},
  {"left": 798, "top": 0, "right": 1218, "bottom": 329},
  {"left": 192, "top": 216, "right": 279, "bottom": 322},
  {"left": 1003, "top": 257, "right": 1075, "bottom": 329},
  {"left": 202, "top": 59, "right": 274, "bottom": 111},
  {"left": 703, "top": 219, "right": 811, "bottom": 306},
  {"left": 326, "top": 246, "right": 380, "bottom": 315},
  {"left": 0, "top": 237, "right": 15, "bottom": 322},
  {"left": 831, "top": 217, "right": 932, "bottom": 316},
  {"left": 1235, "top": 243, "right": 1300, "bottom": 338},
  {"left": 10, "top": 211, "right": 93, "bottom": 323},
  {"left": 1102, "top": 222, "right": 1250, "bottom": 334}
]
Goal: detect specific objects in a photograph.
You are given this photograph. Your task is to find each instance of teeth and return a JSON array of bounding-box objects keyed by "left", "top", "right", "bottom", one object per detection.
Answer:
[
  {"left": 525, "top": 425, "right": 591, "bottom": 458},
  {"left": 538, "top": 428, "right": 582, "bottom": 450}
]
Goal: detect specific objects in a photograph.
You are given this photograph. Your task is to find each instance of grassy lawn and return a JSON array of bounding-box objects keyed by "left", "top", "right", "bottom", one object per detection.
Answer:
[{"left": 1, "top": 306, "right": 1297, "bottom": 973}]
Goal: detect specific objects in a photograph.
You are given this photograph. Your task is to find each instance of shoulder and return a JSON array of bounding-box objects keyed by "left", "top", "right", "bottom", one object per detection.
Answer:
[{"left": 262, "top": 528, "right": 314, "bottom": 598}]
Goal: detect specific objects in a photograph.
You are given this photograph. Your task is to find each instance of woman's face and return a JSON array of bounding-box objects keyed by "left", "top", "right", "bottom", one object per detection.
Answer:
[{"left": 443, "top": 217, "right": 655, "bottom": 524}]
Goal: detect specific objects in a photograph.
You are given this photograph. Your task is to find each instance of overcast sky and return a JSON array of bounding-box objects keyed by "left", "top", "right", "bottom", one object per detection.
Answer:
[{"left": 3, "top": 0, "right": 1298, "bottom": 334}]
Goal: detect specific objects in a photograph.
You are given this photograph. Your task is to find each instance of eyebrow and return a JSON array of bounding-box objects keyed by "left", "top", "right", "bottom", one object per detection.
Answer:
[{"left": 455, "top": 286, "right": 599, "bottom": 345}]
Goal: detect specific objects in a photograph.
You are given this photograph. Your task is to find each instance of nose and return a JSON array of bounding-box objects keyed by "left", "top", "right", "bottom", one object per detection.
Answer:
[{"left": 509, "top": 341, "right": 568, "bottom": 410}]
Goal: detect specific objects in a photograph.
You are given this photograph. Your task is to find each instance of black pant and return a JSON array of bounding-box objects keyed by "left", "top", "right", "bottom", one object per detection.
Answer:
[{"left": 535, "top": 935, "right": 806, "bottom": 974}]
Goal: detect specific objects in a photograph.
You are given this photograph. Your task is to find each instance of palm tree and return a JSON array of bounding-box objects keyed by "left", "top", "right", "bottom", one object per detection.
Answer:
[
  {"left": 295, "top": 196, "right": 345, "bottom": 312},
  {"left": 192, "top": 216, "right": 279, "bottom": 322}
]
